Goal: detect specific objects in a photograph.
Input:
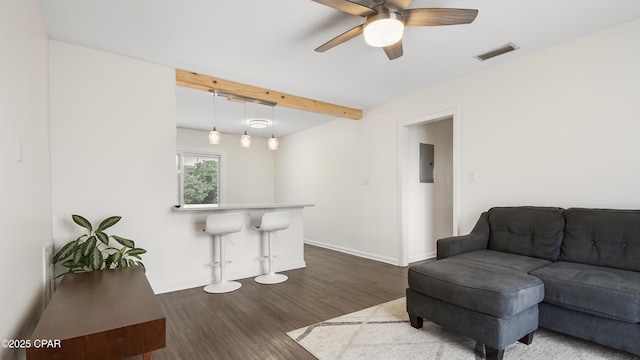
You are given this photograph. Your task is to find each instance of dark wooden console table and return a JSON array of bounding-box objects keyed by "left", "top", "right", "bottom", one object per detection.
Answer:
[{"left": 27, "top": 267, "right": 166, "bottom": 360}]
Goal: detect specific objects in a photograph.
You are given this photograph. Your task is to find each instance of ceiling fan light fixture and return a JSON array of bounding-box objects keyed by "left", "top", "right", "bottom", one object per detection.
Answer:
[{"left": 363, "top": 12, "right": 404, "bottom": 47}]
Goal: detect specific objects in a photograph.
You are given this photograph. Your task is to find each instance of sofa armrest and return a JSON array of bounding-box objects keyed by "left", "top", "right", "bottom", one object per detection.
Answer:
[{"left": 437, "top": 212, "right": 490, "bottom": 259}]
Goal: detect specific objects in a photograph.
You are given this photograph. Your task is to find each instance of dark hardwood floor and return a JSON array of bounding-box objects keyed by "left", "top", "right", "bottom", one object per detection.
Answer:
[{"left": 147, "top": 244, "right": 429, "bottom": 360}]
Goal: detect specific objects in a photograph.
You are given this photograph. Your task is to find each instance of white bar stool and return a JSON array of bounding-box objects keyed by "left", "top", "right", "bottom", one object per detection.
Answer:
[
  {"left": 253, "top": 211, "right": 290, "bottom": 284},
  {"left": 203, "top": 212, "right": 244, "bottom": 293}
]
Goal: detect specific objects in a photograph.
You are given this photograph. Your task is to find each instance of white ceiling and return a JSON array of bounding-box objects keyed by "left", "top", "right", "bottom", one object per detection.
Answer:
[
  {"left": 38, "top": 0, "right": 640, "bottom": 136},
  {"left": 175, "top": 86, "right": 335, "bottom": 137}
]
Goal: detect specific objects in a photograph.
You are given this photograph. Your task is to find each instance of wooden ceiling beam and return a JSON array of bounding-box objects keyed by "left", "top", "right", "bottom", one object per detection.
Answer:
[{"left": 175, "top": 69, "right": 362, "bottom": 120}]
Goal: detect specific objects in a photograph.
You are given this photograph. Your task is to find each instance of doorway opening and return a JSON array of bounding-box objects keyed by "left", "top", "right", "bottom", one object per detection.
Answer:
[{"left": 397, "top": 109, "right": 459, "bottom": 266}]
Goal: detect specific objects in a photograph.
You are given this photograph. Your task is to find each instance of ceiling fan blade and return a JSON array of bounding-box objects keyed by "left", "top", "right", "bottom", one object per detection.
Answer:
[
  {"left": 312, "top": 0, "right": 377, "bottom": 17},
  {"left": 315, "top": 24, "right": 364, "bottom": 52},
  {"left": 385, "top": 0, "right": 413, "bottom": 11},
  {"left": 402, "top": 8, "right": 478, "bottom": 27},
  {"left": 383, "top": 40, "right": 403, "bottom": 60}
]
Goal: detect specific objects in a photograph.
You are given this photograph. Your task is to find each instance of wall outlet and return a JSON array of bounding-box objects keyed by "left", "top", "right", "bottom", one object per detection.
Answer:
[{"left": 467, "top": 171, "right": 476, "bottom": 182}]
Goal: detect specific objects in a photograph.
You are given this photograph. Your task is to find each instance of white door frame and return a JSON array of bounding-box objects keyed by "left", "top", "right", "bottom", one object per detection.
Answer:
[{"left": 397, "top": 108, "right": 460, "bottom": 266}]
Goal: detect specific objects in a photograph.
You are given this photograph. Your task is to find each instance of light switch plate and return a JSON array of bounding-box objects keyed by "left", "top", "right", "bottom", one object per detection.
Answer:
[{"left": 16, "top": 137, "right": 24, "bottom": 162}]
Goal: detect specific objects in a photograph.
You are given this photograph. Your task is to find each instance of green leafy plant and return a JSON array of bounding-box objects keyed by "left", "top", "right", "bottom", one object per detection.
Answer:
[
  {"left": 184, "top": 159, "right": 218, "bottom": 204},
  {"left": 53, "top": 215, "right": 146, "bottom": 276}
]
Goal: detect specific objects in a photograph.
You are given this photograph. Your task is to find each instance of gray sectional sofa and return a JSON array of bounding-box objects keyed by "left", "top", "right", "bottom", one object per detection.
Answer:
[{"left": 406, "top": 206, "right": 640, "bottom": 360}]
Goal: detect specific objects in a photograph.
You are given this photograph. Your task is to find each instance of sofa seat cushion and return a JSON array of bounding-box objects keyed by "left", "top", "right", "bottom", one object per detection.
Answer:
[
  {"left": 530, "top": 261, "right": 640, "bottom": 323},
  {"left": 454, "top": 250, "right": 552, "bottom": 273},
  {"left": 408, "top": 257, "right": 544, "bottom": 319}
]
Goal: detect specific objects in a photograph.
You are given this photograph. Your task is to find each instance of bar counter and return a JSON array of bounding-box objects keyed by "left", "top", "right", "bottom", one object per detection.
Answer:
[
  {"left": 170, "top": 203, "right": 313, "bottom": 286},
  {"left": 172, "top": 203, "right": 314, "bottom": 212}
]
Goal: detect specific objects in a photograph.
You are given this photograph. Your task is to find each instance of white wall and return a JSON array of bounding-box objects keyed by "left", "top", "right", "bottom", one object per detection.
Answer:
[
  {"left": 0, "top": 0, "right": 52, "bottom": 358},
  {"left": 276, "top": 18, "right": 640, "bottom": 264},
  {"left": 176, "top": 128, "right": 275, "bottom": 204},
  {"left": 275, "top": 118, "right": 400, "bottom": 264},
  {"left": 406, "top": 119, "right": 453, "bottom": 261},
  {"left": 0, "top": 1, "right": 51, "bottom": 359},
  {"left": 49, "top": 42, "right": 286, "bottom": 294},
  {"left": 49, "top": 41, "right": 192, "bottom": 293}
]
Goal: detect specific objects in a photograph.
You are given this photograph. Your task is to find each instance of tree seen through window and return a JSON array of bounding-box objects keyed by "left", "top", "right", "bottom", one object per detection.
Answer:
[{"left": 179, "top": 154, "right": 219, "bottom": 205}]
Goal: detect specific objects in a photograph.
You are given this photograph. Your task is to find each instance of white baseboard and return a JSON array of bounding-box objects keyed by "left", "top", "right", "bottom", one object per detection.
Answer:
[
  {"left": 151, "top": 261, "right": 307, "bottom": 294},
  {"left": 409, "top": 251, "right": 436, "bottom": 263},
  {"left": 304, "top": 239, "right": 400, "bottom": 266}
]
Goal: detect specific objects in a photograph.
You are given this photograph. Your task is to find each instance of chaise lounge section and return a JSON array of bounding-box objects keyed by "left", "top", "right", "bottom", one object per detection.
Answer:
[{"left": 406, "top": 206, "right": 640, "bottom": 359}]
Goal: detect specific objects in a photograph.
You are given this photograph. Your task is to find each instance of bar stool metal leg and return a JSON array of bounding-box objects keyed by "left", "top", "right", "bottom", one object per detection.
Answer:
[
  {"left": 255, "top": 231, "right": 288, "bottom": 284},
  {"left": 205, "top": 234, "right": 242, "bottom": 293}
]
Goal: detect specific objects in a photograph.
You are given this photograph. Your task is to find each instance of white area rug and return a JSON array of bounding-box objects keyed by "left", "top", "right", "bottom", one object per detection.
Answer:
[{"left": 287, "top": 298, "right": 639, "bottom": 360}]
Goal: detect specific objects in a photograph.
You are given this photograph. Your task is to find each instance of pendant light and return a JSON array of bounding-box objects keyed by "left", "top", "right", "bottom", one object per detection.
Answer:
[
  {"left": 268, "top": 135, "right": 279, "bottom": 151},
  {"left": 267, "top": 106, "right": 278, "bottom": 151},
  {"left": 240, "top": 130, "right": 251, "bottom": 148},
  {"left": 240, "top": 102, "right": 251, "bottom": 148},
  {"left": 208, "top": 90, "right": 221, "bottom": 144}
]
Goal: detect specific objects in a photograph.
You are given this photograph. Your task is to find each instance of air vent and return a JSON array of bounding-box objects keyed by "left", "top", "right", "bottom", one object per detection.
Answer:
[{"left": 475, "top": 43, "right": 519, "bottom": 61}]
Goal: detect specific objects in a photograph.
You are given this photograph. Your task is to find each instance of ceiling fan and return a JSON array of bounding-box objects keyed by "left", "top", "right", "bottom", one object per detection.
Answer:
[{"left": 313, "top": 0, "right": 478, "bottom": 60}]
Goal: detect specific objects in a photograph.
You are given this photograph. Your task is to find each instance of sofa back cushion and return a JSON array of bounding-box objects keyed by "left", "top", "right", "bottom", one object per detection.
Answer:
[
  {"left": 560, "top": 208, "right": 640, "bottom": 271},
  {"left": 488, "top": 207, "right": 565, "bottom": 261}
]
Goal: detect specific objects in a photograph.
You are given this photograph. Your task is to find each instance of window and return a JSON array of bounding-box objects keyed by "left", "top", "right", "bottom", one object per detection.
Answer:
[{"left": 176, "top": 152, "right": 221, "bottom": 207}]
